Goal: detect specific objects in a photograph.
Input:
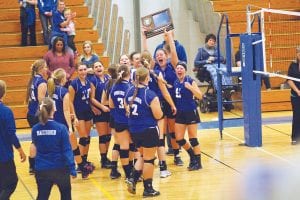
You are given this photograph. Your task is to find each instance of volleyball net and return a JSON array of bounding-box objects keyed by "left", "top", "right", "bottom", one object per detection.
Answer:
[{"left": 247, "top": 7, "right": 300, "bottom": 81}]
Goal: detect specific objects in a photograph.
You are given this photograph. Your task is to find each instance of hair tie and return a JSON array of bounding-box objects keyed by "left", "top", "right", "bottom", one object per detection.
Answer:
[
  {"left": 39, "top": 101, "right": 46, "bottom": 110},
  {"left": 118, "top": 70, "right": 124, "bottom": 78}
]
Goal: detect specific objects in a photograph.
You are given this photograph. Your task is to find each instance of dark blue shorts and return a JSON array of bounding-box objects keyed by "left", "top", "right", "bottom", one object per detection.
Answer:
[
  {"left": 161, "top": 100, "right": 175, "bottom": 119},
  {"left": 175, "top": 110, "right": 200, "bottom": 124},
  {"left": 76, "top": 110, "right": 93, "bottom": 121},
  {"left": 131, "top": 127, "right": 159, "bottom": 148},
  {"left": 93, "top": 111, "right": 110, "bottom": 123},
  {"left": 115, "top": 122, "right": 129, "bottom": 132},
  {"left": 109, "top": 115, "right": 115, "bottom": 129}
]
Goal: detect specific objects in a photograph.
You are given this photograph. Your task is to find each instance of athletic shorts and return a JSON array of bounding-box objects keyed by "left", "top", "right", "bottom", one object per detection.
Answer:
[
  {"left": 175, "top": 109, "right": 200, "bottom": 124},
  {"left": 109, "top": 115, "right": 115, "bottom": 129},
  {"left": 27, "top": 113, "right": 39, "bottom": 128},
  {"left": 115, "top": 122, "right": 129, "bottom": 132},
  {"left": 161, "top": 100, "right": 175, "bottom": 119},
  {"left": 76, "top": 110, "right": 93, "bottom": 121},
  {"left": 130, "top": 127, "right": 159, "bottom": 148},
  {"left": 93, "top": 111, "right": 110, "bottom": 123}
]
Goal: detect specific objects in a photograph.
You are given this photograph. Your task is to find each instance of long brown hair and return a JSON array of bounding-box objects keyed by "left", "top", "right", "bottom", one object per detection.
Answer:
[
  {"left": 105, "top": 64, "right": 118, "bottom": 100},
  {"left": 130, "top": 67, "right": 149, "bottom": 106},
  {"left": 0, "top": 80, "right": 6, "bottom": 99},
  {"left": 26, "top": 59, "right": 47, "bottom": 103},
  {"left": 116, "top": 64, "right": 130, "bottom": 84}
]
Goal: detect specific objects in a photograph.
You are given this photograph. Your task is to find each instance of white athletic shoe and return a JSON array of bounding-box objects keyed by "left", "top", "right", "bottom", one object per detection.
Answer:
[{"left": 160, "top": 170, "right": 171, "bottom": 178}]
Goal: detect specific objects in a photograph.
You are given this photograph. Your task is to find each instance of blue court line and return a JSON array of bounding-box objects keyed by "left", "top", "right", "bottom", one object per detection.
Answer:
[{"left": 18, "top": 116, "right": 292, "bottom": 142}]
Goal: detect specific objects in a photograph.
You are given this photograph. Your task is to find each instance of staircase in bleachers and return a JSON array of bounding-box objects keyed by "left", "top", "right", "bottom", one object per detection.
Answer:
[
  {"left": 186, "top": 0, "right": 300, "bottom": 112},
  {"left": 0, "top": 0, "right": 109, "bottom": 128}
]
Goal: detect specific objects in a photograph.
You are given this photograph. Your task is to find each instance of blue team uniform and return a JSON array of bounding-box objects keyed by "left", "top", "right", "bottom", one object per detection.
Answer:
[
  {"left": 154, "top": 62, "right": 177, "bottom": 98},
  {"left": 52, "top": 86, "right": 68, "bottom": 127},
  {"left": 28, "top": 74, "right": 47, "bottom": 117},
  {"left": 109, "top": 80, "right": 131, "bottom": 126},
  {"left": 147, "top": 70, "right": 164, "bottom": 100},
  {"left": 70, "top": 78, "right": 92, "bottom": 120},
  {"left": 32, "top": 120, "right": 75, "bottom": 173}
]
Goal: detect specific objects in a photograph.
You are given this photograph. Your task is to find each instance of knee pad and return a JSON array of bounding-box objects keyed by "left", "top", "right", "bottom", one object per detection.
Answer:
[
  {"left": 159, "top": 139, "right": 165, "bottom": 147},
  {"left": 176, "top": 139, "right": 187, "bottom": 146},
  {"left": 99, "top": 135, "right": 106, "bottom": 144},
  {"left": 113, "top": 144, "right": 120, "bottom": 151},
  {"left": 169, "top": 132, "right": 176, "bottom": 139},
  {"left": 73, "top": 147, "right": 80, "bottom": 156},
  {"left": 79, "top": 137, "right": 87, "bottom": 146},
  {"left": 105, "top": 134, "right": 112, "bottom": 142},
  {"left": 144, "top": 158, "right": 156, "bottom": 165},
  {"left": 129, "top": 143, "right": 136, "bottom": 152},
  {"left": 189, "top": 138, "right": 199, "bottom": 147},
  {"left": 119, "top": 149, "right": 129, "bottom": 158},
  {"left": 86, "top": 136, "right": 91, "bottom": 145}
]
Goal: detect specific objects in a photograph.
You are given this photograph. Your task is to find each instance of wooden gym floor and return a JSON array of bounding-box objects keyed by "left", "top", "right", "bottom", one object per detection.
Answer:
[{"left": 11, "top": 110, "right": 300, "bottom": 200}]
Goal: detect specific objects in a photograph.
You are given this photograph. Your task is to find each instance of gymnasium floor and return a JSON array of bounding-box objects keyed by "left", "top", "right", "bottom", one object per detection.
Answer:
[{"left": 11, "top": 110, "right": 300, "bottom": 200}]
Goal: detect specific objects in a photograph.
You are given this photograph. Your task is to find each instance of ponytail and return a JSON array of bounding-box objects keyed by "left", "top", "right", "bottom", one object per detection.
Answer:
[
  {"left": 47, "top": 68, "right": 66, "bottom": 98},
  {"left": 116, "top": 64, "right": 130, "bottom": 84},
  {"left": 38, "top": 97, "right": 54, "bottom": 125}
]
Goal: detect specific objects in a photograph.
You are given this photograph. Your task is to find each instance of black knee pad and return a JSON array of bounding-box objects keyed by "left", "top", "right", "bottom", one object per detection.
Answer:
[
  {"left": 86, "top": 136, "right": 91, "bottom": 145},
  {"left": 144, "top": 158, "right": 156, "bottom": 165},
  {"left": 119, "top": 149, "right": 129, "bottom": 158},
  {"left": 73, "top": 147, "right": 80, "bottom": 156},
  {"left": 189, "top": 138, "right": 199, "bottom": 147},
  {"left": 113, "top": 144, "right": 120, "bottom": 151},
  {"left": 129, "top": 143, "right": 136, "bottom": 152},
  {"left": 176, "top": 139, "right": 187, "bottom": 146},
  {"left": 105, "top": 134, "right": 112, "bottom": 142},
  {"left": 169, "top": 132, "right": 176, "bottom": 139},
  {"left": 79, "top": 137, "right": 87, "bottom": 146},
  {"left": 99, "top": 135, "right": 106, "bottom": 144},
  {"left": 159, "top": 139, "right": 165, "bottom": 147}
]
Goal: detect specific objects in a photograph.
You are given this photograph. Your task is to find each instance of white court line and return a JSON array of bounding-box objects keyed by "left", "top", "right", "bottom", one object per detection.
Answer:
[{"left": 222, "top": 130, "right": 296, "bottom": 167}]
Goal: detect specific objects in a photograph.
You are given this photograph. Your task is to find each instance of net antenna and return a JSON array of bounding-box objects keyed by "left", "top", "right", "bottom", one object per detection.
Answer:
[{"left": 247, "top": 6, "right": 300, "bottom": 81}]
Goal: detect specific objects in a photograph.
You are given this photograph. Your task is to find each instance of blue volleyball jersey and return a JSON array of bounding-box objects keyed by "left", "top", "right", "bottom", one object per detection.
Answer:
[
  {"left": 125, "top": 86, "right": 157, "bottom": 133},
  {"left": 52, "top": 86, "right": 68, "bottom": 127},
  {"left": 70, "top": 78, "right": 92, "bottom": 114},
  {"left": 28, "top": 74, "right": 47, "bottom": 116},
  {"left": 148, "top": 70, "right": 163, "bottom": 100},
  {"left": 110, "top": 80, "right": 131, "bottom": 124},
  {"left": 32, "top": 120, "right": 75, "bottom": 173},
  {"left": 154, "top": 62, "right": 176, "bottom": 98},
  {"left": 174, "top": 76, "right": 197, "bottom": 111},
  {"left": 90, "top": 74, "right": 110, "bottom": 103}
]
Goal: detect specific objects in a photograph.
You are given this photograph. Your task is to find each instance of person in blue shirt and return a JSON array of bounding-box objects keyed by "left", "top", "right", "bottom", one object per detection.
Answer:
[
  {"left": 37, "top": 0, "right": 57, "bottom": 45},
  {"left": 26, "top": 59, "right": 48, "bottom": 174},
  {"left": 80, "top": 41, "right": 99, "bottom": 76},
  {"left": 90, "top": 61, "right": 112, "bottom": 168},
  {"left": 0, "top": 80, "right": 26, "bottom": 200},
  {"left": 153, "top": 31, "right": 187, "bottom": 63},
  {"left": 109, "top": 64, "right": 133, "bottom": 179},
  {"left": 69, "top": 63, "right": 93, "bottom": 167},
  {"left": 174, "top": 62, "right": 203, "bottom": 170},
  {"left": 32, "top": 97, "right": 76, "bottom": 200},
  {"left": 48, "top": 68, "right": 93, "bottom": 179},
  {"left": 101, "top": 64, "right": 122, "bottom": 179},
  {"left": 125, "top": 67, "right": 163, "bottom": 197},
  {"left": 19, "top": 0, "right": 37, "bottom": 46}
]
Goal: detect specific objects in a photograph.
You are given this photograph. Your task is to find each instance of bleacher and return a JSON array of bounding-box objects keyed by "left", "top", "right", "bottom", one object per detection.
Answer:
[
  {"left": 0, "top": 0, "right": 119, "bottom": 128},
  {"left": 187, "top": 0, "right": 300, "bottom": 111}
]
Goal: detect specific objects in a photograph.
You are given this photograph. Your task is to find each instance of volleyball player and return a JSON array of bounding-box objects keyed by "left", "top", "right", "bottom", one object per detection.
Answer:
[
  {"left": 69, "top": 63, "right": 94, "bottom": 168},
  {"left": 26, "top": 59, "right": 48, "bottom": 174},
  {"left": 48, "top": 68, "right": 93, "bottom": 179},
  {"left": 32, "top": 97, "right": 75, "bottom": 200},
  {"left": 125, "top": 67, "right": 163, "bottom": 197},
  {"left": 90, "top": 61, "right": 112, "bottom": 168},
  {"left": 101, "top": 64, "right": 122, "bottom": 178},
  {"left": 174, "top": 62, "right": 203, "bottom": 170},
  {"left": 109, "top": 64, "right": 133, "bottom": 179}
]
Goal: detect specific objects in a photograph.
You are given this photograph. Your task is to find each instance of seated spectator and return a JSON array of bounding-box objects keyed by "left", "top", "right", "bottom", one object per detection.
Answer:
[
  {"left": 19, "top": 0, "right": 37, "bottom": 46},
  {"left": 194, "top": 33, "right": 233, "bottom": 91},
  {"left": 43, "top": 37, "right": 75, "bottom": 80}
]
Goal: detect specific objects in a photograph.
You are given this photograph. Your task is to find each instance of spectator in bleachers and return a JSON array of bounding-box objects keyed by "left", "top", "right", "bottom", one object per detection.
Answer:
[
  {"left": 79, "top": 41, "right": 99, "bottom": 76},
  {"left": 153, "top": 31, "right": 187, "bottom": 63},
  {"left": 50, "top": 0, "right": 75, "bottom": 49},
  {"left": 19, "top": 0, "right": 37, "bottom": 46},
  {"left": 37, "top": 0, "right": 57, "bottom": 45},
  {"left": 44, "top": 37, "right": 75, "bottom": 81}
]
